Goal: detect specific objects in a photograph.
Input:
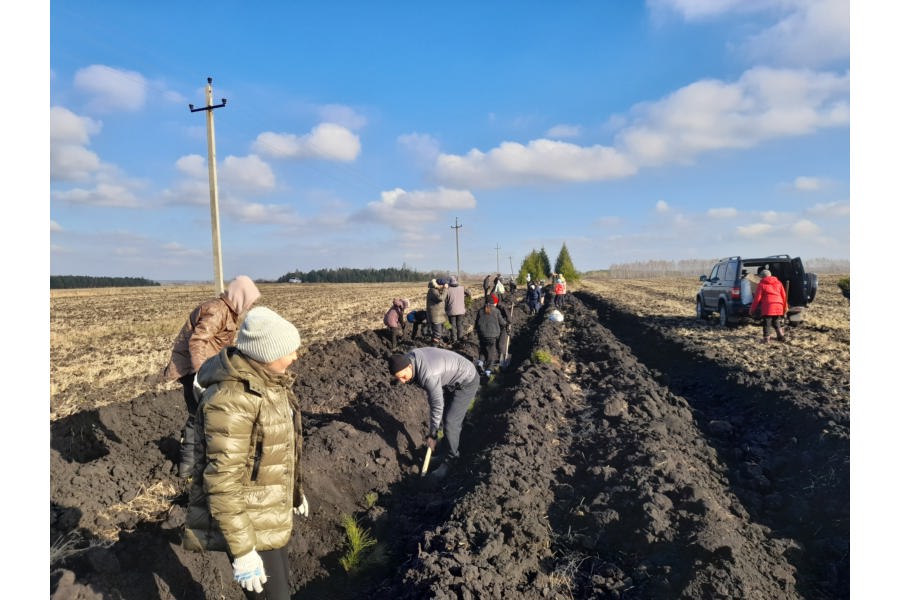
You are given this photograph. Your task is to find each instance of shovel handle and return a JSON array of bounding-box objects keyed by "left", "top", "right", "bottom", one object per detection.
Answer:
[{"left": 421, "top": 446, "right": 433, "bottom": 476}]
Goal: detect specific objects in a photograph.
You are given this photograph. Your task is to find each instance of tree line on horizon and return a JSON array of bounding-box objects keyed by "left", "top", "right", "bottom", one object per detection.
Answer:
[
  {"left": 50, "top": 275, "right": 161, "bottom": 289},
  {"left": 276, "top": 266, "right": 445, "bottom": 284}
]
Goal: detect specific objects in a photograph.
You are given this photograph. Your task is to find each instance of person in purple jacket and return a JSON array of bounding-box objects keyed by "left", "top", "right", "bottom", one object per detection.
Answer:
[{"left": 387, "top": 347, "right": 480, "bottom": 466}]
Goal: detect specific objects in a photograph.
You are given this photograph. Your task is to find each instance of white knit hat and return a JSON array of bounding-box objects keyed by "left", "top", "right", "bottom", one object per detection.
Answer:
[{"left": 235, "top": 307, "right": 301, "bottom": 363}]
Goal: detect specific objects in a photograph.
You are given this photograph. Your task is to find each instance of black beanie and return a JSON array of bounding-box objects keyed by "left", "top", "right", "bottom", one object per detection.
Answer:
[{"left": 388, "top": 353, "right": 411, "bottom": 375}]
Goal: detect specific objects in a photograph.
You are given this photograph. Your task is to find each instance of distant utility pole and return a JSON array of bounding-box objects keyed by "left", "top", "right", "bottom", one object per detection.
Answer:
[
  {"left": 189, "top": 77, "right": 228, "bottom": 294},
  {"left": 508, "top": 256, "right": 514, "bottom": 280},
  {"left": 495, "top": 243, "right": 501, "bottom": 274},
  {"left": 450, "top": 217, "right": 462, "bottom": 281}
]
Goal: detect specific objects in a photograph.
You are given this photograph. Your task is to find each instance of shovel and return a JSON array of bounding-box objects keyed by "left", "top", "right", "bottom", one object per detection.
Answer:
[
  {"left": 421, "top": 446, "right": 433, "bottom": 477},
  {"left": 500, "top": 302, "right": 514, "bottom": 369}
]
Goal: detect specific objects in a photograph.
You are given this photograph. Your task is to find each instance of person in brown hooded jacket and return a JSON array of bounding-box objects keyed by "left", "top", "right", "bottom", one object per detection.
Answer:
[{"left": 163, "top": 275, "right": 261, "bottom": 477}]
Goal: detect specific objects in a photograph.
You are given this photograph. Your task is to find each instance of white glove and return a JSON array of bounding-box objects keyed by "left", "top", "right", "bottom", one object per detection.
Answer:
[
  {"left": 232, "top": 548, "right": 267, "bottom": 593},
  {"left": 191, "top": 373, "right": 206, "bottom": 403},
  {"left": 293, "top": 493, "right": 309, "bottom": 517}
]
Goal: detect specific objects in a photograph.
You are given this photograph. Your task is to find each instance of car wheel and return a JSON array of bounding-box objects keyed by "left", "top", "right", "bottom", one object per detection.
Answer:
[
  {"left": 718, "top": 301, "right": 729, "bottom": 327},
  {"left": 696, "top": 298, "right": 707, "bottom": 320}
]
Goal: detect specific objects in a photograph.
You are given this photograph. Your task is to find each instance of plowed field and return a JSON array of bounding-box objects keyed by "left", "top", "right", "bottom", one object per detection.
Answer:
[{"left": 50, "top": 275, "right": 850, "bottom": 599}]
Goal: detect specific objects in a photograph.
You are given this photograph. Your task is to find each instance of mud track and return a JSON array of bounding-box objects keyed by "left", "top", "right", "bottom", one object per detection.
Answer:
[{"left": 51, "top": 289, "right": 849, "bottom": 599}]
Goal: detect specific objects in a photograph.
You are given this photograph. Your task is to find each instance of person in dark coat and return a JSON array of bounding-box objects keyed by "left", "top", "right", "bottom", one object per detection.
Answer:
[
  {"left": 526, "top": 283, "right": 542, "bottom": 315},
  {"left": 474, "top": 294, "right": 507, "bottom": 372},
  {"left": 387, "top": 347, "right": 480, "bottom": 466},
  {"left": 750, "top": 269, "right": 788, "bottom": 343}
]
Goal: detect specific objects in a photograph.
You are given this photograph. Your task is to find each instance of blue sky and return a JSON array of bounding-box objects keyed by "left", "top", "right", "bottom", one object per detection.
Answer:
[{"left": 47, "top": 1, "right": 851, "bottom": 281}]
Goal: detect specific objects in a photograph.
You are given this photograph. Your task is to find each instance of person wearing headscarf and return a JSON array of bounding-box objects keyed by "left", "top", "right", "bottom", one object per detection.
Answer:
[
  {"left": 183, "top": 307, "right": 306, "bottom": 600},
  {"left": 383, "top": 297, "right": 410, "bottom": 350},
  {"left": 164, "top": 275, "right": 261, "bottom": 478}
]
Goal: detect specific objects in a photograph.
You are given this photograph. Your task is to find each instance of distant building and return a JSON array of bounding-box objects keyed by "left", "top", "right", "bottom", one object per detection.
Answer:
[{"left": 288, "top": 278, "right": 302, "bottom": 283}]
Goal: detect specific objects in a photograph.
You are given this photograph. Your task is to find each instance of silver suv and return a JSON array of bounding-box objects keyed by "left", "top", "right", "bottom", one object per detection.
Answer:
[{"left": 696, "top": 255, "right": 818, "bottom": 327}]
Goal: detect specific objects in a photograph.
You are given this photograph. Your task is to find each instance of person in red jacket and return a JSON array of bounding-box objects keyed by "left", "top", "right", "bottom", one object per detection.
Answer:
[{"left": 750, "top": 269, "right": 788, "bottom": 343}]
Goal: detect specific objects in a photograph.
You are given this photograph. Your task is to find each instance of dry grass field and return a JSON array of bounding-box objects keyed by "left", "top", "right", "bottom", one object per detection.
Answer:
[{"left": 49, "top": 275, "right": 850, "bottom": 421}]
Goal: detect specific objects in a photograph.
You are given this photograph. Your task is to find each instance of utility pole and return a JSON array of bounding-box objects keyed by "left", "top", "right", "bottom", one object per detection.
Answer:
[
  {"left": 450, "top": 217, "right": 462, "bottom": 281},
  {"left": 189, "top": 77, "right": 227, "bottom": 294},
  {"left": 508, "top": 256, "right": 514, "bottom": 280},
  {"left": 495, "top": 243, "right": 501, "bottom": 274}
]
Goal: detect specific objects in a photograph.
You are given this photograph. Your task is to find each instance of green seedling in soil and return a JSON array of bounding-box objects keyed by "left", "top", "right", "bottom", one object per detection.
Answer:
[
  {"left": 364, "top": 491, "right": 378, "bottom": 509},
  {"left": 338, "top": 514, "right": 377, "bottom": 572},
  {"left": 532, "top": 349, "right": 553, "bottom": 364}
]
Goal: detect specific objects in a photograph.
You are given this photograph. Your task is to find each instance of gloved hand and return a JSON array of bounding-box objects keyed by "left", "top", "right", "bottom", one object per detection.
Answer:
[
  {"left": 425, "top": 435, "right": 437, "bottom": 451},
  {"left": 293, "top": 493, "right": 309, "bottom": 517},
  {"left": 232, "top": 548, "right": 267, "bottom": 593}
]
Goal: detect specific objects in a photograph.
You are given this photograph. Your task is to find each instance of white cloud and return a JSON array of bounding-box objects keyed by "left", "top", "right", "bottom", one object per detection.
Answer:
[
  {"left": 737, "top": 223, "right": 774, "bottom": 237},
  {"left": 743, "top": 0, "right": 849, "bottom": 67},
  {"left": 650, "top": 0, "right": 848, "bottom": 68},
  {"left": 545, "top": 124, "right": 581, "bottom": 139},
  {"left": 52, "top": 182, "right": 141, "bottom": 208},
  {"left": 655, "top": 200, "right": 670, "bottom": 213},
  {"left": 806, "top": 201, "right": 849, "bottom": 217},
  {"left": 74, "top": 64, "right": 147, "bottom": 112},
  {"left": 356, "top": 187, "right": 476, "bottom": 235},
  {"left": 175, "top": 155, "right": 208, "bottom": 178},
  {"left": 50, "top": 220, "right": 62, "bottom": 232},
  {"left": 791, "top": 219, "right": 821, "bottom": 236},
  {"left": 708, "top": 207, "right": 738, "bottom": 218},
  {"left": 793, "top": 176, "right": 824, "bottom": 191},
  {"left": 252, "top": 123, "right": 361, "bottom": 161},
  {"left": 50, "top": 106, "right": 103, "bottom": 182},
  {"left": 220, "top": 155, "right": 276, "bottom": 192},
  {"left": 224, "top": 200, "right": 300, "bottom": 225},
  {"left": 760, "top": 210, "right": 779, "bottom": 222},
  {"left": 617, "top": 67, "right": 849, "bottom": 166},
  {"left": 435, "top": 139, "right": 636, "bottom": 189}
]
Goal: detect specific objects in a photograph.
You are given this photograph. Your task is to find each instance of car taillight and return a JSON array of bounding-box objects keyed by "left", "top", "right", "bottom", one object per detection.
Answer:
[{"left": 730, "top": 287, "right": 741, "bottom": 299}]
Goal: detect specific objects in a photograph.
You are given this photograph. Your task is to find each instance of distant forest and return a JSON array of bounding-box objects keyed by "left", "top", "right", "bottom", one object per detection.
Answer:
[
  {"left": 50, "top": 276, "right": 161, "bottom": 289},
  {"left": 593, "top": 257, "right": 850, "bottom": 278},
  {"left": 277, "top": 266, "right": 443, "bottom": 283}
]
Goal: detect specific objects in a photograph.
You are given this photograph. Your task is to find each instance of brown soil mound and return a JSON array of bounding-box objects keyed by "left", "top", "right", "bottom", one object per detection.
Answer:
[{"left": 51, "top": 288, "right": 848, "bottom": 599}]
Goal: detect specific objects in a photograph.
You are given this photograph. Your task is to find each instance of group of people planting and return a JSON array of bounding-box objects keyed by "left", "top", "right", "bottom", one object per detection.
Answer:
[{"left": 161, "top": 273, "right": 561, "bottom": 598}]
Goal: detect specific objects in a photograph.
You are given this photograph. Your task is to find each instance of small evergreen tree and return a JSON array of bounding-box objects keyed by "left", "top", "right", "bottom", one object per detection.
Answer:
[
  {"left": 538, "top": 247, "right": 552, "bottom": 279},
  {"left": 554, "top": 243, "right": 579, "bottom": 282}
]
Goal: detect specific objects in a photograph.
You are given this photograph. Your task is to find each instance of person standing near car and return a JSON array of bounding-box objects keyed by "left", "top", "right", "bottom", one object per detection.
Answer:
[
  {"left": 163, "top": 275, "right": 261, "bottom": 478},
  {"left": 182, "top": 306, "right": 308, "bottom": 600},
  {"left": 750, "top": 269, "right": 788, "bottom": 343}
]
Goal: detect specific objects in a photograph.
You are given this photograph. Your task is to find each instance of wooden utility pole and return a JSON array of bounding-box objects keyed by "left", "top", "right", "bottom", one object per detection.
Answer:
[
  {"left": 450, "top": 217, "right": 462, "bottom": 281},
  {"left": 508, "top": 255, "right": 514, "bottom": 280},
  {"left": 495, "top": 243, "right": 501, "bottom": 274},
  {"left": 189, "top": 77, "right": 228, "bottom": 294}
]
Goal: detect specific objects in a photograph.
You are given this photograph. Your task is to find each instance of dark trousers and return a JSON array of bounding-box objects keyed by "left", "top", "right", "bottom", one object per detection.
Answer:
[
  {"left": 762, "top": 316, "right": 785, "bottom": 339},
  {"left": 478, "top": 336, "right": 500, "bottom": 368},
  {"left": 448, "top": 315, "right": 463, "bottom": 341},
  {"left": 178, "top": 373, "right": 198, "bottom": 477},
  {"left": 387, "top": 326, "right": 403, "bottom": 348},
  {"left": 441, "top": 375, "right": 480, "bottom": 458},
  {"left": 230, "top": 545, "right": 291, "bottom": 600}
]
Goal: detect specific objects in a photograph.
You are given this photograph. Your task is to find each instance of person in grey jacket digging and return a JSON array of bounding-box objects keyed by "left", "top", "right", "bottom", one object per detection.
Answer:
[{"left": 388, "top": 347, "right": 480, "bottom": 466}]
